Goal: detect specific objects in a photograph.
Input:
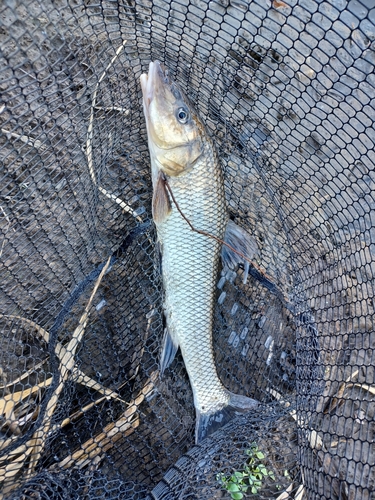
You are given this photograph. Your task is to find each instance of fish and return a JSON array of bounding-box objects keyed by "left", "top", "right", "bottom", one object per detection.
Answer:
[{"left": 140, "top": 61, "right": 259, "bottom": 443}]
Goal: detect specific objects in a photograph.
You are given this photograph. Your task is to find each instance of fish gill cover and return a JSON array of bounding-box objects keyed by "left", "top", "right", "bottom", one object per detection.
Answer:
[{"left": 0, "top": 0, "right": 374, "bottom": 499}]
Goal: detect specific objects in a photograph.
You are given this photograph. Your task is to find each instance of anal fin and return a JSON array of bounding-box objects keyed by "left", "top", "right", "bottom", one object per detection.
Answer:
[
  {"left": 160, "top": 328, "right": 179, "bottom": 375},
  {"left": 222, "top": 220, "right": 258, "bottom": 284}
]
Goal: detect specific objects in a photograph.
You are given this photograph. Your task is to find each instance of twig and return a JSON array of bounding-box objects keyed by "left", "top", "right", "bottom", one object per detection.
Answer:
[
  {"left": 1, "top": 128, "right": 45, "bottom": 151},
  {"left": 71, "top": 369, "right": 126, "bottom": 403},
  {"left": 0, "top": 205, "right": 15, "bottom": 259},
  {"left": 129, "top": 307, "right": 156, "bottom": 380},
  {"left": 324, "top": 368, "right": 360, "bottom": 414},
  {"left": 0, "top": 256, "right": 114, "bottom": 488},
  {"left": 266, "top": 387, "right": 325, "bottom": 451},
  {"left": 0, "top": 206, "right": 13, "bottom": 227},
  {"left": 0, "top": 314, "right": 124, "bottom": 403},
  {"left": 58, "top": 372, "right": 157, "bottom": 469},
  {"left": 57, "top": 394, "right": 120, "bottom": 430},
  {"left": 294, "top": 484, "right": 305, "bottom": 499},
  {"left": 0, "top": 359, "right": 47, "bottom": 390},
  {"left": 276, "top": 482, "right": 294, "bottom": 500},
  {"left": 94, "top": 106, "right": 130, "bottom": 113},
  {"left": 348, "top": 382, "right": 375, "bottom": 396},
  {"left": 53, "top": 367, "right": 139, "bottom": 432},
  {"left": 26, "top": 256, "right": 112, "bottom": 476},
  {"left": 86, "top": 40, "right": 142, "bottom": 220},
  {"left": 0, "top": 380, "right": 51, "bottom": 416}
]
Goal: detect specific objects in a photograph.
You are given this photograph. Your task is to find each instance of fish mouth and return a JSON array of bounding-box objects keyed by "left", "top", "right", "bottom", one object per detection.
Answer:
[
  {"left": 140, "top": 60, "right": 170, "bottom": 114},
  {"left": 141, "top": 60, "right": 181, "bottom": 150}
]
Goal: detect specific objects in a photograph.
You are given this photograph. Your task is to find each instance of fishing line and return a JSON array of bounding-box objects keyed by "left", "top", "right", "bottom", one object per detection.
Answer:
[{"left": 163, "top": 176, "right": 290, "bottom": 307}]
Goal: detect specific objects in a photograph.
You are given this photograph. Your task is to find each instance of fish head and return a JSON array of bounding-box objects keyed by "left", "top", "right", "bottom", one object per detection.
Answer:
[{"left": 140, "top": 61, "right": 203, "bottom": 176}]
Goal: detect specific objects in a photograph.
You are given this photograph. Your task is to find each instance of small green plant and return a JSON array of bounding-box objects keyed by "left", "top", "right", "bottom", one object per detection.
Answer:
[{"left": 217, "top": 443, "right": 275, "bottom": 499}]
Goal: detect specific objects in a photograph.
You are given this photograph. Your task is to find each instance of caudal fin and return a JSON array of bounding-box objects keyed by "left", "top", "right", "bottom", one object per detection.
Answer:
[{"left": 195, "top": 391, "right": 259, "bottom": 444}]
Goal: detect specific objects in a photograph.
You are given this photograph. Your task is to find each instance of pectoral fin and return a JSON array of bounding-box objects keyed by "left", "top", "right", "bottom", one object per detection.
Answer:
[
  {"left": 160, "top": 328, "right": 179, "bottom": 375},
  {"left": 152, "top": 172, "right": 171, "bottom": 223},
  {"left": 222, "top": 220, "right": 258, "bottom": 284}
]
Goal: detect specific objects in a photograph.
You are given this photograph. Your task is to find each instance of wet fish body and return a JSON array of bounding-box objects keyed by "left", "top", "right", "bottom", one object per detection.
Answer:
[{"left": 140, "top": 61, "right": 258, "bottom": 443}]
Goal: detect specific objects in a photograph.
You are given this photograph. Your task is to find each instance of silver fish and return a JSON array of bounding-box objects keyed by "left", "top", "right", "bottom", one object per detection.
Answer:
[{"left": 140, "top": 61, "right": 258, "bottom": 443}]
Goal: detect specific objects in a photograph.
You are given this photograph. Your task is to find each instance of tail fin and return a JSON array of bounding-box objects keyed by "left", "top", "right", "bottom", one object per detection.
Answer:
[{"left": 195, "top": 391, "right": 259, "bottom": 444}]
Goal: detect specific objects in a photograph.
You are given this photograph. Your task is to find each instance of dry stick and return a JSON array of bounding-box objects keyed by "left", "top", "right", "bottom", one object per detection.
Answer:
[
  {"left": 266, "top": 387, "right": 325, "bottom": 452},
  {"left": 275, "top": 482, "right": 294, "bottom": 500},
  {"left": 55, "top": 335, "right": 153, "bottom": 430},
  {"left": 1, "top": 128, "right": 45, "bottom": 152},
  {"left": 348, "top": 382, "right": 375, "bottom": 395},
  {"left": 71, "top": 369, "right": 126, "bottom": 403},
  {"left": 86, "top": 40, "right": 142, "bottom": 220},
  {"left": 53, "top": 367, "right": 140, "bottom": 432},
  {"left": 324, "top": 368, "right": 360, "bottom": 414},
  {"left": 129, "top": 307, "right": 156, "bottom": 381},
  {"left": 58, "top": 372, "right": 157, "bottom": 469},
  {"left": 294, "top": 484, "right": 305, "bottom": 500},
  {"left": 57, "top": 394, "right": 119, "bottom": 430},
  {"left": 0, "top": 378, "right": 52, "bottom": 439},
  {"left": 82, "top": 455, "right": 102, "bottom": 496},
  {"left": 163, "top": 177, "right": 273, "bottom": 281},
  {"left": 0, "top": 206, "right": 13, "bottom": 227},
  {"left": 0, "top": 205, "right": 15, "bottom": 259},
  {"left": 1, "top": 377, "right": 128, "bottom": 452},
  {"left": 0, "top": 315, "right": 125, "bottom": 404},
  {"left": 56, "top": 335, "right": 154, "bottom": 431},
  {"left": 266, "top": 387, "right": 321, "bottom": 500},
  {"left": 25, "top": 256, "right": 113, "bottom": 476},
  {"left": 0, "top": 359, "right": 47, "bottom": 390},
  {"left": 0, "top": 380, "right": 51, "bottom": 418},
  {"left": 94, "top": 105, "right": 129, "bottom": 113},
  {"left": 0, "top": 257, "right": 113, "bottom": 485}
]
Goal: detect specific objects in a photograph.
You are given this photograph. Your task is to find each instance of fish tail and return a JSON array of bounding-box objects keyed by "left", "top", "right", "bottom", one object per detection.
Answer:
[{"left": 195, "top": 391, "right": 259, "bottom": 444}]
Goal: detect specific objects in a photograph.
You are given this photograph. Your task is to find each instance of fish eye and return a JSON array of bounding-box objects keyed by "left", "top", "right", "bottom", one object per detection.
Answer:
[{"left": 176, "top": 107, "right": 189, "bottom": 124}]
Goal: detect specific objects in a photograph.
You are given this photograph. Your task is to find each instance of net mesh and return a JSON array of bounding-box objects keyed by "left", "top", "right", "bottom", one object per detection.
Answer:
[{"left": 1, "top": 0, "right": 374, "bottom": 498}]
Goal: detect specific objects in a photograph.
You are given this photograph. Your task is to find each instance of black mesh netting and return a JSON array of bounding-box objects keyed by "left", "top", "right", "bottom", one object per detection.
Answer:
[{"left": 1, "top": 0, "right": 374, "bottom": 498}]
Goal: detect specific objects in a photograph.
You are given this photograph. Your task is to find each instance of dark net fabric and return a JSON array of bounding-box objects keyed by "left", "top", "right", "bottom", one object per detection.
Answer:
[{"left": 0, "top": 0, "right": 374, "bottom": 498}]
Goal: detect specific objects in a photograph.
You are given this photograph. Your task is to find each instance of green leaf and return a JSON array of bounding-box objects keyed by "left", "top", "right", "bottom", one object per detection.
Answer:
[
  {"left": 228, "top": 483, "right": 240, "bottom": 492},
  {"left": 231, "top": 493, "right": 243, "bottom": 500}
]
